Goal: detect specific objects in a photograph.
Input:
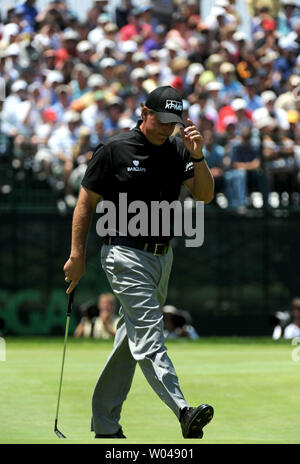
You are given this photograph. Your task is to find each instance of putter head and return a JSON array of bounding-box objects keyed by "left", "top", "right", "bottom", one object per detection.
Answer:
[{"left": 54, "top": 420, "right": 66, "bottom": 438}]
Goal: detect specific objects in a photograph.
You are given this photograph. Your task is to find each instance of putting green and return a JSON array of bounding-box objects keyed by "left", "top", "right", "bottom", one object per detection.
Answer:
[{"left": 1, "top": 337, "right": 299, "bottom": 444}]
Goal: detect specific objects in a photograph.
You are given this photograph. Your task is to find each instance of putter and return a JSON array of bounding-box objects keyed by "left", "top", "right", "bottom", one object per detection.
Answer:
[{"left": 54, "top": 288, "right": 75, "bottom": 439}]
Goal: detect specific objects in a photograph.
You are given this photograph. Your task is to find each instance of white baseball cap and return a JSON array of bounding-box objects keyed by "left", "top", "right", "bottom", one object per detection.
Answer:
[
  {"left": 63, "top": 29, "right": 80, "bottom": 41},
  {"left": 130, "top": 68, "right": 147, "bottom": 81},
  {"left": 87, "top": 74, "right": 106, "bottom": 87},
  {"left": 11, "top": 80, "right": 28, "bottom": 92},
  {"left": 231, "top": 98, "right": 247, "bottom": 111},
  {"left": 63, "top": 110, "right": 81, "bottom": 123},
  {"left": 100, "top": 57, "right": 116, "bottom": 69},
  {"left": 205, "top": 80, "right": 223, "bottom": 91},
  {"left": 132, "top": 51, "right": 148, "bottom": 63},
  {"left": 261, "top": 90, "right": 277, "bottom": 103},
  {"left": 76, "top": 40, "right": 93, "bottom": 53},
  {"left": 120, "top": 40, "right": 138, "bottom": 54},
  {"left": 46, "top": 71, "right": 64, "bottom": 84}
]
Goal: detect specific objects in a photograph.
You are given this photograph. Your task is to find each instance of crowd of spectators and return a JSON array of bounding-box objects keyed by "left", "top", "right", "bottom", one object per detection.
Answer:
[{"left": 0, "top": 0, "right": 300, "bottom": 211}]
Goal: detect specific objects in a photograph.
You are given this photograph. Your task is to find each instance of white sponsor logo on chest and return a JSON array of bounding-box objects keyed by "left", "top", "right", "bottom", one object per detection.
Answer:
[{"left": 127, "top": 159, "right": 147, "bottom": 172}]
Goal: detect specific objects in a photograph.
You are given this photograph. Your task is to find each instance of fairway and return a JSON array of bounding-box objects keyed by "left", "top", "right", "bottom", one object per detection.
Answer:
[{"left": 1, "top": 337, "right": 299, "bottom": 444}]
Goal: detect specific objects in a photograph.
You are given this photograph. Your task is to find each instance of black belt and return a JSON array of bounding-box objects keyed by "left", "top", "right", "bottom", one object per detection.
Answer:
[{"left": 102, "top": 237, "right": 170, "bottom": 255}]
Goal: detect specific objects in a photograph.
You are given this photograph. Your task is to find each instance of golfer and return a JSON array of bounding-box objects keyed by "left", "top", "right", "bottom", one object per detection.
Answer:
[{"left": 63, "top": 86, "right": 215, "bottom": 438}]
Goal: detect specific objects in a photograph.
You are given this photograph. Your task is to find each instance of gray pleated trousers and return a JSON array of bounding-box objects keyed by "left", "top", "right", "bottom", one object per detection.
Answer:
[{"left": 91, "top": 244, "right": 189, "bottom": 434}]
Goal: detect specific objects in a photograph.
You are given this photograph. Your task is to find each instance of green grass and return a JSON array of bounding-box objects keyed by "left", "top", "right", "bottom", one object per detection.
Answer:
[{"left": 0, "top": 337, "right": 299, "bottom": 444}]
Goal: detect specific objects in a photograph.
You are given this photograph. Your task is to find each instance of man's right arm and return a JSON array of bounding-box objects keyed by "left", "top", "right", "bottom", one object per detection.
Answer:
[{"left": 63, "top": 187, "right": 101, "bottom": 294}]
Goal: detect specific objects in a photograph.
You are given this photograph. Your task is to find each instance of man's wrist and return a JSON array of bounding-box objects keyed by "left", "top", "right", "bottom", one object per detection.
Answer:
[
  {"left": 190, "top": 155, "right": 205, "bottom": 163},
  {"left": 70, "top": 253, "right": 85, "bottom": 260}
]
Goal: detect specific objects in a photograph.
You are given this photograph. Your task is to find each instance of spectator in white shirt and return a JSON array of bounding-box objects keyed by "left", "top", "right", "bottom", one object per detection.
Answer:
[
  {"left": 48, "top": 110, "right": 81, "bottom": 193},
  {"left": 81, "top": 90, "right": 107, "bottom": 130},
  {"left": 272, "top": 298, "right": 300, "bottom": 340}
]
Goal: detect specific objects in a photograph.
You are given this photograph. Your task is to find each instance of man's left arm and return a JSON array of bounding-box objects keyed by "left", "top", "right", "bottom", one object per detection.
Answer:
[{"left": 181, "top": 119, "right": 214, "bottom": 204}]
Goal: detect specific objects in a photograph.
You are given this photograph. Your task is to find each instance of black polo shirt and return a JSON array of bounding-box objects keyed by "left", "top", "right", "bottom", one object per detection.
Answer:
[{"left": 81, "top": 121, "right": 194, "bottom": 242}]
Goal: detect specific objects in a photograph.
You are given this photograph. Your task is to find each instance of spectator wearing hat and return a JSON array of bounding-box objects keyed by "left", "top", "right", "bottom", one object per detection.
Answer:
[
  {"left": 185, "top": 63, "right": 204, "bottom": 95},
  {"left": 277, "top": 0, "right": 298, "bottom": 36},
  {"left": 32, "top": 107, "right": 58, "bottom": 178},
  {"left": 112, "top": 65, "right": 130, "bottom": 94},
  {"left": 274, "top": 74, "right": 300, "bottom": 112},
  {"left": 219, "top": 24, "right": 241, "bottom": 64},
  {"left": 50, "top": 84, "right": 72, "bottom": 122},
  {"left": 205, "top": 54, "right": 225, "bottom": 82},
  {"left": 87, "top": 1, "right": 109, "bottom": 30},
  {"left": 129, "top": 68, "right": 148, "bottom": 105},
  {"left": 87, "top": 13, "right": 110, "bottom": 47},
  {"left": 216, "top": 97, "right": 251, "bottom": 134},
  {"left": 118, "top": 87, "right": 139, "bottom": 122},
  {"left": 43, "top": 70, "right": 64, "bottom": 106},
  {"left": 13, "top": 81, "right": 44, "bottom": 162},
  {"left": 143, "top": 24, "right": 167, "bottom": 58},
  {"left": 32, "top": 22, "right": 61, "bottom": 53},
  {"left": 189, "top": 91, "right": 218, "bottom": 128},
  {"left": 218, "top": 61, "right": 246, "bottom": 106},
  {"left": 259, "top": 116, "right": 296, "bottom": 197},
  {"left": 70, "top": 63, "right": 91, "bottom": 99},
  {"left": 18, "top": 82, "right": 44, "bottom": 135},
  {"left": 119, "top": 40, "right": 138, "bottom": 70},
  {"left": 187, "top": 34, "right": 211, "bottom": 66},
  {"left": 143, "top": 63, "right": 162, "bottom": 93},
  {"left": 96, "top": 39, "right": 117, "bottom": 63},
  {"left": 72, "top": 73, "right": 107, "bottom": 111},
  {"left": 103, "top": 96, "right": 124, "bottom": 137},
  {"left": 2, "top": 80, "right": 28, "bottom": 138},
  {"left": 243, "top": 78, "right": 264, "bottom": 111},
  {"left": 254, "top": 16, "right": 278, "bottom": 57},
  {"left": 205, "top": 80, "right": 224, "bottom": 110},
  {"left": 260, "top": 90, "right": 290, "bottom": 130},
  {"left": 273, "top": 36, "right": 298, "bottom": 88},
  {"left": 76, "top": 40, "right": 98, "bottom": 72},
  {"left": 224, "top": 126, "right": 262, "bottom": 209},
  {"left": 69, "top": 125, "right": 94, "bottom": 196},
  {"left": 81, "top": 90, "right": 107, "bottom": 131},
  {"left": 231, "top": 97, "right": 253, "bottom": 134},
  {"left": 166, "top": 13, "right": 192, "bottom": 51},
  {"left": 99, "top": 57, "right": 117, "bottom": 86},
  {"left": 250, "top": 1, "right": 275, "bottom": 35},
  {"left": 258, "top": 50, "right": 280, "bottom": 81},
  {"left": 119, "top": 8, "right": 152, "bottom": 42},
  {"left": 42, "top": 49, "right": 56, "bottom": 71},
  {"left": 48, "top": 109, "right": 82, "bottom": 196},
  {"left": 169, "top": 56, "right": 190, "bottom": 92},
  {"left": 272, "top": 297, "right": 300, "bottom": 340},
  {"left": 162, "top": 305, "right": 199, "bottom": 340},
  {"left": 58, "top": 29, "right": 80, "bottom": 62},
  {"left": 2, "top": 43, "right": 21, "bottom": 83}
]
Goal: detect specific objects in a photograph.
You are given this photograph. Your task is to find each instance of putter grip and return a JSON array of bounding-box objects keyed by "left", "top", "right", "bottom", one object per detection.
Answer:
[{"left": 67, "top": 289, "right": 75, "bottom": 316}]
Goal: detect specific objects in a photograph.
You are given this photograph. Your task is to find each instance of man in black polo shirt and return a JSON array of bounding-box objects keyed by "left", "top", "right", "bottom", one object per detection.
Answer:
[{"left": 63, "top": 86, "right": 214, "bottom": 439}]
